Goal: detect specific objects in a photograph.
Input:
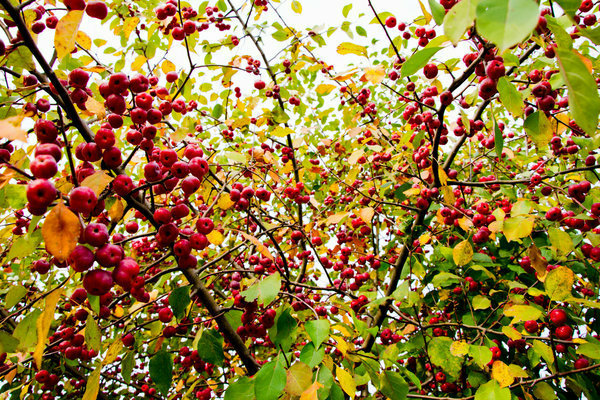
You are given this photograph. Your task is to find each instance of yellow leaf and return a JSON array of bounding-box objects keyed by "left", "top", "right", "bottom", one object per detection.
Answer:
[
  {"left": 161, "top": 60, "right": 176, "bottom": 74},
  {"left": 82, "top": 367, "right": 101, "bottom": 400},
  {"left": 240, "top": 231, "right": 273, "bottom": 260},
  {"left": 418, "top": 0, "right": 432, "bottom": 24},
  {"left": 504, "top": 304, "right": 542, "bottom": 324},
  {"left": 492, "top": 360, "right": 514, "bottom": 387},
  {"left": 122, "top": 17, "right": 140, "bottom": 40},
  {"left": 34, "top": 289, "right": 64, "bottom": 369},
  {"left": 337, "top": 42, "right": 368, "bottom": 58},
  {"left": 218, "top": 193, "right": 235, "bottom": 210},
  {"left": 359, "top": 207, "right": 374, "bottom": 224},
  {"left": 453, "top": 240, "right": 473, "bottom": 266},
  {"left": 348, "top": 149, "right": 365, "bottom": 165},
  {"left": 509, "top": 364, "right": 529, "bottom": 378},
  {"left": 131, "top": 55, "right": 147, "bottom": 72},
  {"left": 440, "top": 185, "right": 455, "bottom": 205},
  {"left": 84, "top": 96, "right": 106, "bottom": 119},
  {"left": 207, "top": 230, "right": 224, "bottom": 246},
  {"left": 76, "top": 30, "right": 91, "bottom": 50},
  {"left": 363, "top": 66, "right": 385, "bottom": 84},
  {"left": 528, "top": 244, "right": 548, "bottom": 282},
  {"left": 285, "top": 362, "right": 312, "bottom": 396},
  {"left": 545, "top": 266, "right": 574, "bottom": 301},
  {"left": 450, "top": 341, "right": 470, "bottom": 357},
  {"left": 291, "top": 0, "right": 302, "bottom": 13},
  {"left": 108, "top": 199, "right": 125, "bottom": 222},
  {"left": 331, "top": 335, "right": 349, "bottom": 356},
  {"left": 326, "top": 211, "right": 349, "bottom": 225},
  {"left": 300, "top": 381, "right": 324, "bottom": 400},
  {"left": 55, "top": 11, "right": 84, "bottom": 60},
  {"left": 503, "top": 216, "right": 534, "bottom": 242},
  {"left": 502, "top": 325, "right": 522, "bottom": 340},
  {"left": 81, "top": 171, "right": 113, "bottom": 196},
  {"left": 0, "top": 116, "right": 27, "bottom": 142},
  {"left": 419, "top": 232, "right": 431, "bottom": 245},
  {"left": 42, "top": 202, "right": 81, "bottom": 262},
  {"left": 102, "top": 339, "right": 123, "bottom": 366},
  {"left": 316, "top": 84, "right": 336, "bottom": 95},
  {"left": 272, "top": 126, "right": 293, "bottom": 137},
  {"left": 336, "top": 368, "right": 356, "bottom": 399}
]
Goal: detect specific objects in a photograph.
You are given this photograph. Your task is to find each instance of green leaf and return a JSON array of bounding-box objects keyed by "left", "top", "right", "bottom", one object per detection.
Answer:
[
  {"left": 428, "top": 0, "right": 446, "bottom": 25},
  {"left": 88, "top": 294, "right": 100, "bottom": 315},
  {"left": 197, "top": 329, "right": 224, "bottom": 366},
  {"left": 0, "top": 185, "right": 28, "bottom": 210},
  {"left": 548, "top": 228, "right": 573, "bottom": 256},
  {"left": 556, "top": 48, "right": 600, "bottom": 135},
  {"left": 212, "top": 103, "right": 223, "bottom": 119},
  {"left": 532, "top": 340, "right": 555, "bottom": 370},
  {"left": 4, "top": 285, "right": 27, "bottom": 309},
  {"left": 545, "top": 15, "right": 573, "bottom": 49},
  {"left": 577, "top": 341, "right": 600, "bottom": 359},
  {"left": 216, "top": 0, "right": 227, "bottom": 11},
  {"left": 545, "top": 266, "right": 575, "bottom": 301},
  {"left": 431, "top": 272, "right": 461, "bottom": 287},
  {"left": 272, "top": 307, "right": 297, "bottom": 351},
  {"left": 342, "top": 4, "right": 352, "bottom": 18},
  {"left": 380, "top": 370, "right": 408, "bottom": 400},
  {"left": 524, "top": 111, "right": 553, "bottom": 150},
  {"left": 225, "top": 376, "right": 255, "bottom": 400},
  {"left": 533, "top": 382, "right": 557, "bottom": 400},
  {"left": 242, "top": 272, "right": 281, "bottom": 306},
  {"left": 555, "top": 0, "right": 580, "bottom": 18},
  {"left": 4, "top": 45, "right": 35, "bottom": 73},
  {"left": 443, "top": 0, "right": 479, "bottom": 44},
  {"left": 429, "top": 337, "right": 464, "bottom": 378},
  {"left": 85, "top": 314, "right": 101, "bottom": 352},
  {"left": 121, "top": 351, "right": 135, "bottom": 384},
  {"left": 369, "top": 12, "right": 393, "bottom": 25},
  {"left": 494, "top": 119, "right": 504, "bottom": 157},
  {"left": 497, "top": 77, "right": 523, "bottom": 117},
  {"left": 305, "top": 319, "right": 330, "bottom": 348},
  {"left": 7, "top": 231, "right": 43, "bottom": 260},
  {"left": 0, "top": 331, "right": 19, "bottom": 353},
  {"left": 169, "top": 286, "right": 191, "bottom": 320},
  {"left": 470, "top": 345, "right": 493, "bottom": 368},
  {"left": 13, "top": 309, "right": 41, "bottom": 350},
  {"left": 149, "top": 350, "right": 173, "bottom": 396},
  {"left": 503, "top": 216, "right": 534, "bottom": 242},
  {"left": 254, "top": 356, "right": 287, "bottom": 400},
  {"left": 285, "top": 362, "right": 312, "bottom": 396},
  {"left": 472, "top": 295, "right": 492, "bottom": 310},
  {"left": 400, "top": 47, "right": 443, "bottom": 78},
  {"left": 475, "top": 0, "right": 539, "bottom": 52},
  {"left": 300, "top": 342, "right": 325, "bottom": 368},
  {"left": 356, "top": 26, "right": 367, "bottom": 37},
  {"left": 474, "top": 379, "right": 511, "bottom": 400},
  {"left": 272, "top": 107, "right": 290, "bottom": 124}
]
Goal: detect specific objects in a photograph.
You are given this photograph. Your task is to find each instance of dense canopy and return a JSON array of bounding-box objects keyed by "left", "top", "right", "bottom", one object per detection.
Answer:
[{"left": 2, "top": 0, "right": 600, "bottom": 399}]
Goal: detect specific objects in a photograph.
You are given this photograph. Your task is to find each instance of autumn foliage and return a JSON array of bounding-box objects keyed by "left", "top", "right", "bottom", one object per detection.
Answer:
[{"left": 2, "top": 0, "right": 600, "bottom": 399}]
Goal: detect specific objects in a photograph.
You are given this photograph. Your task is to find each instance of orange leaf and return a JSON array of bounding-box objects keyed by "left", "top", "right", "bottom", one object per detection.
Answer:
[
  {"left": 300, "top": 381, "right": 324, "bottom": 400},
  {"left": 0, "top": 116, "right": 28, "bottom": 142},
  {"left": 359, "top": 207, "right": 374, "bottom": 224},
  {"left": 362, "top": 66, "right": 385, "bottom": 84},
  {"left": 41, "top": 201, "right": 81, "bottom": 262},
  {"left": 84, "top": 96, "right": 106, "bottom": 119},
  {"left": 240, "top": 231, "right": 274, "bottom": 260},
  {"left": 81, "top": 171, "right": 113, "bottom": 196}
]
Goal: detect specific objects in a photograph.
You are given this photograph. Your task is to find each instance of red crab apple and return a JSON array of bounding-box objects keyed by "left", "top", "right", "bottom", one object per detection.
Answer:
[
  {"left": 30, "top": 155, "right": 58, "bottom": 179},
  {"left": 69, "top": 186, "right": 98, "bottom": 215},
  {"left": 86, "top": 1, "right": 109, "bottom": 20},
  {"left": 549, "top": 308, "right": 567, "bottom": 326},
  {"left": 83, "top": 269, "right": 113, "bottom": 296},
  {"left": 26, "top": 179, "right": 56, "bottom": 209}
]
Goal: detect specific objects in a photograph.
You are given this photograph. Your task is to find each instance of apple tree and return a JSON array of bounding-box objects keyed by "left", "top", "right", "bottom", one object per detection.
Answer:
[{"left": 1, "top": 0, "right": 600, "bottom": 399}]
